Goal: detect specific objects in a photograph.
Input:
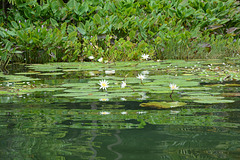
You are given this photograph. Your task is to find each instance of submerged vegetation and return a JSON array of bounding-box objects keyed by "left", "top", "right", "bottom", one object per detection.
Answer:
[{"left": 0, "top": 0, "right": 240, "bottom": 67}]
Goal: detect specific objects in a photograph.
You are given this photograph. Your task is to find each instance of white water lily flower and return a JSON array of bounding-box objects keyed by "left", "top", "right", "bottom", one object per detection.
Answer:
[
  {"left": 141, "top": 54, "right": 150, "bottom": 60},
  {"left": 137, "top": 95, "right": 149, "bottom": 100},
  {"left": 170, "top": 110, "right": 180, "bottom": 114},
  {"left": 141, "top": 70, "right": 149, "bottom": 75},
  {"left": 120, "top": 97, "right": 127, "bottom": 101},
  {"left": 98, "top": 57, "right": 103, "bottom": 62},
  {"left": 99, "top": 80, "right": 109, "bottom": 90},
  {"left": 137, "top": 74, "right": 145, "bottom": 80},
  {"left": 100, "top": 111, "right": 111, "bottom": 115},
  {"left": 99, "top": 98, "right": 109, "bottom": 101},
  {"left": 88, "top": 56, "right": 94, "bottom": 60},
  {"left": 169, "top": 83, "right": 179, "bottom": 90},
  {"left": 89, "top": 71, "right": 95, "bottom": 76},
  {"left": 105, "top": 70, "right": 115, "bottom": 74},
  {"left": 121, "top": 81, "right": 127, "bottom": 88},
  {"left": 136, "top": 111, "right": 147, "bottom": 114}
]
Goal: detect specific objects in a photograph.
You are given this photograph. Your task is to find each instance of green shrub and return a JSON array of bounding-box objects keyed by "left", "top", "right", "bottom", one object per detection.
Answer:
[{"left": 0, "top": 0, "right": 239, "bottom": 66}]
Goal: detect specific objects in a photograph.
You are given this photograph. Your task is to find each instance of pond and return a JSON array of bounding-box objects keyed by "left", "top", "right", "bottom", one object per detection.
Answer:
[{"left": 0, "top": 59, "right": 239, "bottom": 159}]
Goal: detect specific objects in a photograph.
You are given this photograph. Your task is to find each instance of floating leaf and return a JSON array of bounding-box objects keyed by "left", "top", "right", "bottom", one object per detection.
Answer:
[
  {"left": 140, "top": 101, "right": 186, "bottom": 109},
  {"left": 63, "top": 88, "right": 99, "bottom": 93},
  {"left": 0, "top": 74, "right": 40, "bottom": 82},
  {"left": 15, "top": 71, "right": 40, "bottom": 75},
  {"left": 61, "top": 83, "right": 95, "bottom": 88},
  {"left": 107, "top": 92, "right": 140, "bottom": 97},
  {"left": 193, "top": 99, "right": 234, "bottom": 104},
  {"left": 38, "top": 72, "right": 64, "bottom": 76},
  {"left": 181, "top": 92, "right": 221, "bottom": 96},
  {"left": 221, "top": 93, "right": 240, "bottom": 97},
  {"left": 54, "top": 92, "right": 107, "bottom": 97},
  {"left": 179, "top": 87, "right": 212, "bottom": 91},
  {"left": 182, "top": 95, "right": 234, "bottom": 104},
  {"left": 148, "top": 75, "right": 199, "bottom": 87},
  {"left": 0, "top": 90, "right": 20, "bottom": 95},
  {"left": 224, "top": 84, "right": 240, "bottom": 87},
  {"left": 27, "top": 64, "right": 62, "bottom": 72},
  {"left": 74, "top": 95, "right": 111, "bottom": 100},
  {"left": 20, "top": 88, "right": 66, "bottom": 93}
]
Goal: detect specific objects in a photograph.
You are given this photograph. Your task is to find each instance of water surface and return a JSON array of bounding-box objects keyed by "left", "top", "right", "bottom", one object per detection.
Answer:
[{"left": 0, "top": 59, "right": 239, "bottom": 159}]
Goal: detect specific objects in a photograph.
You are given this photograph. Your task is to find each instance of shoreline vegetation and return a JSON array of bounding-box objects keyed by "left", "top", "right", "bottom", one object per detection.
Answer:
[{"left": 0, "top": 0, "right": 239, "bottom": 67}]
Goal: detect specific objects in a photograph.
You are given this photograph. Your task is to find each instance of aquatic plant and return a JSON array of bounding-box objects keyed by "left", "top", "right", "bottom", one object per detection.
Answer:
[
  {"left": 121, "top": 81, "right": 127, "bottom": 88},
  {"left": 169, "top": 83, "right": 179, "bottom": 91},
  {"left": 169, "top": 83, "right": 179, "bottom": 101},
  {"left": 121, "top": 80, "right": 135, "bottom": 92},
  {"left": 0, "top": 0, "right": 239, "bottom": 66},
  {"left": 0, "top": 59, "right": 238, "bottom": 105},
  {"left": 141, "top": 54, "right": 150, "bottom": 60},
  {"left": 98, "top": 57, "right": 103, "bottom": 63},
  {"left": 98, "top": 80, "right": 109, "bottom": 91},
  {"left": 137, "top": 74, "right": 146, "bottom": 85},
  {"left": 88, "top": 56, "right": 94, "bottom": 60}
]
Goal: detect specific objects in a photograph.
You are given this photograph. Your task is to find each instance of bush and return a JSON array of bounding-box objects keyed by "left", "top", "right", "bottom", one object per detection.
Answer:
[{"left": 0, "top": 0, "right": 239, "bottom": 66}]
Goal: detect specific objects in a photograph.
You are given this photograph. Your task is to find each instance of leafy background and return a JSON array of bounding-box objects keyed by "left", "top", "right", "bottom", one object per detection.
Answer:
[{"left": 0, "top": 0, "right": 240, "bottom": 65}]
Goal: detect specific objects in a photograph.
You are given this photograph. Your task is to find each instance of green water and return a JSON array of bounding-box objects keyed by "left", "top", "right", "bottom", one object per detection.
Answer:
[{"left": 0, "top": 59, "right": 239, "bottom": 159}]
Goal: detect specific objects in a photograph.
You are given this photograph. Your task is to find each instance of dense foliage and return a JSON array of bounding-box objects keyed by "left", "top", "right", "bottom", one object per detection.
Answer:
[{"left": 0, "top": 0, "right": 240, "bottom": 65}]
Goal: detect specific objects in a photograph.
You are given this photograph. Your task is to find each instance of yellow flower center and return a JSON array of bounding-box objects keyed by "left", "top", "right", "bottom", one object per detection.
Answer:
[{"left": 102, "top": 83, "right": 107, "bottom": 87}]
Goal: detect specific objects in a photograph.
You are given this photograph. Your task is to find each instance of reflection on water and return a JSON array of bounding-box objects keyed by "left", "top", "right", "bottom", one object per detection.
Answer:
[
  {"left": 106, "top": 130, "right": 122, "bottom": 160},
  {"left": 0, "top": 60, "right": 240, "bottom": 159},
  {"left": 0, "top": 101, "right": 239, "bottom": 160},
  {"left": 95, "top": 125, "right": 240, "bottom": 160}
]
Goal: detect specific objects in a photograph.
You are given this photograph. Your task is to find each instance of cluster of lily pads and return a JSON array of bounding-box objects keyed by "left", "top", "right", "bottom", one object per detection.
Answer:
[
  {"left": 98, "top": 74, "right": 179, "bottom": 99},
  {"left": 0, "top": 58, "right": 239, "bottom": 106}
]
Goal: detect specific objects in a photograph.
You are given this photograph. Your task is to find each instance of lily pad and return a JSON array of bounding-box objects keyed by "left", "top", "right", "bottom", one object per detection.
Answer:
[
  {"left": 61, "top": 83, "right": 95, "bottom": 88},
  {"left": 148, "top": 75, "right": 199, "bottom": 87},
  {"left": 107, "top": 92, "right": 140, "bottom": 97},
  {"left": 20, "top": 88, "right": 66, "bottom": 93},
  {"left": 27, "top": 64, "right": 62, "bottom": 72},
  {"left": 224, "top": 84, "right": 240, "bottom": 87},
  {"left": 15, "top": 71, "right": 40, "bottom": 75},
  {"left": 0, "top": 90, "right": 20, "bottom": 95},
  {"left": 63, "top": 88, "right": 99, "bottom": 93},
  {"left": 91, "top": 76, "right": 124, "bottom": 81},
  {"left": 220, "top": 93, "right": 240, "bottom": 97},
  {"left": 0, "top": 74, "right": 40, "bottom": 82},
  {"left": 140, "top": 101, "right": 186, "bottom": 109},
  {"left": 179, "top": 87, "right": 212, "bottom": 91},
  {"left": 74, "top": 95, "right": 111, "bottom": 100},
  {"left": 38, "top": 72, "right": 64, "bottom": 76},
  {"left": 181, "top": 92, "right": 221, "bottom": 96},
  {"left": 54, "top": 91, "right": 107, "bottom": 97},
  {"left": 193, "top": 99, "right": 235, "bottom": 104},
  {"left": 182, "top": 95, "right": 234, "bottom": 104}
]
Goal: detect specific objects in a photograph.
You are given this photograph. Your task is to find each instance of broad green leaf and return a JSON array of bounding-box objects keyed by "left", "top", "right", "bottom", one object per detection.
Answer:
[
  {"left": 50, "top": 18, "right": 58, "bottom": 27},
  {"left": 11, "top": 21, "right": 18, "bottom": 29},
  {"left": 77, "top": 26, "right": 86, "bottom": 35},
  {"left": 67, "top": 0, "right": 77, "bottom": 10}
]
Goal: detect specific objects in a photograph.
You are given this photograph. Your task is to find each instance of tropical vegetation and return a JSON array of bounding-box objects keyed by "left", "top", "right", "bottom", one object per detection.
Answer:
[{"left": 0, "top": 0, "right": 239, "bottom": 68}]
